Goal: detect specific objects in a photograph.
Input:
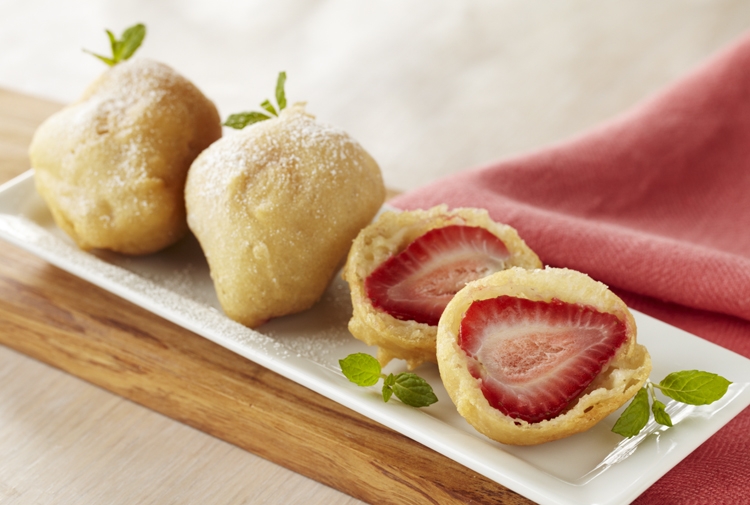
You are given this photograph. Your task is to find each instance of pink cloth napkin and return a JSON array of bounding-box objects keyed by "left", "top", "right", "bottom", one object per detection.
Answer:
[{"left": 390, "top": 33, "right": 750, "bottom": 504}]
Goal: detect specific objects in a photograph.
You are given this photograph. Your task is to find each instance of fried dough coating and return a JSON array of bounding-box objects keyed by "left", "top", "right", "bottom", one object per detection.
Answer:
[
  {"left": 343, "top": 206, "right": 542, "bottom": 369},
  {"left": 186, "top": 104, "right": 385, "bottom": 327},
  {"left": 437, "top": 267, "right": 652, "bottom": 445},
  {"left": 29, "top": 58, "right": 222, "bottom": 255}
]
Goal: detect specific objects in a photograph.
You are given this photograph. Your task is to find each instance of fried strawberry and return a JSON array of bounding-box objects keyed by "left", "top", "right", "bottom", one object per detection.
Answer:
[
  {"left": 344, "top": 206, "right": 542, "bottom": 369},
  {"left": 436, "top": 267, "right": 651, "bottom": 445},
  {"left": 365, "top": 225, "right": 511, "bottom": 326},
  {"left": 458, "top": 296, "right": 628, "bottom": 423}
]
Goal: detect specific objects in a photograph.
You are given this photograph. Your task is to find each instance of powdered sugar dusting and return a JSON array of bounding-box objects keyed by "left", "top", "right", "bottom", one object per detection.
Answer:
[
  {"left": 0, "top": 212, "right": 283, "bottom": 355},
  {"left": 188, "top": 102, "right": 365, "bottom": 208},
  {"left": 260, "top": 273, "right": 356, "bottom": 367},
  {"left": 49, "top": 58, "right": 183, "bottom": 187},
  {"left": 29, "top": 58, "right": 219, "bottom": 254},
  {"left": 184, "top": 100, "right": 383, "bottom": 327}
]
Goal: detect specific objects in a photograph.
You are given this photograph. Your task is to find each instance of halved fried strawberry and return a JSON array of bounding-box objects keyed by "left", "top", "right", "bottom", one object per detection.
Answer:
[
  {"left": 365, "top": 225, "right": 511, "bottom": 326},
  {"left": 459, "top": 296, "right": 627, "bottom": 423}
]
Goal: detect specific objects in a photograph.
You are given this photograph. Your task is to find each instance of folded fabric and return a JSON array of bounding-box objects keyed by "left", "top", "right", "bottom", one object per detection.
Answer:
[{"left": 389, "top": 31, "right": 750, "bottom": 504}]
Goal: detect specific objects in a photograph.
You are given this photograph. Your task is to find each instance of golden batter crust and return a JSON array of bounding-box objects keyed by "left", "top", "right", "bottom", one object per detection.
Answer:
[
  {"left": 29, "top": 58, "right": 222, "bottom": 255},
  {"left": 343, "top": 205, "right": 543, "bottom": 369},
  {"left": 186, "top": 104, "right": 385, "bottom": 327},
  {"left": 437, "top": 266, "right": 652, "bottom": 445}
]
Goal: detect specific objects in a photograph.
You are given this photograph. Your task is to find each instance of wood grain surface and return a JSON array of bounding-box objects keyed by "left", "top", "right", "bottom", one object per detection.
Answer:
[{"left": 0, "top": 87, "right": 534, "bottom": 505}]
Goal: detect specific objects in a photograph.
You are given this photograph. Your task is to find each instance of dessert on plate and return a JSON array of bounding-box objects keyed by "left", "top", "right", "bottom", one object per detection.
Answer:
[
  {"left": 437, "top": 267, "right": 652, "bottom": 445},
  {"left": 186, "top": 83, "right": 385, "bottom": 327},
  {"left": 29, "top": 25, "right": 221, "bottom": 255},
  {"left": 343, "top": 205, "right": 543, "bottom": 369}
]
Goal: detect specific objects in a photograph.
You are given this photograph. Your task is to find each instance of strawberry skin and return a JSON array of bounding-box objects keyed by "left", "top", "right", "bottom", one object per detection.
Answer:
[
  {"left": 365, "top": 225, "right": 511, "bottom": 326},
  {"left": 459, "top": 296, "right": 627, "bottom": 423}
]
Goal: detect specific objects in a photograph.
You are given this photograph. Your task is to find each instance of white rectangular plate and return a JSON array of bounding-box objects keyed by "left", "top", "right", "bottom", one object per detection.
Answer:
[{"left": 2, "top": 170, "right": 749, "bottom": 505}]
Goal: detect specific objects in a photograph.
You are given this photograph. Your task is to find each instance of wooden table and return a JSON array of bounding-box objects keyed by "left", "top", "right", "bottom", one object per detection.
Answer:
[{"left": 0, "top": 88, "right": 534, "bottom": 505}]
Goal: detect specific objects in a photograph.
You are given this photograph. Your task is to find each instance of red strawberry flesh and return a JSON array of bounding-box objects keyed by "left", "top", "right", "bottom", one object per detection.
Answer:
[
  {"left": 459, "top": 296, "right": 627, "bottom": 423},
  {"left": 365, "top": 225, "right": 511, "bottom": 325}
]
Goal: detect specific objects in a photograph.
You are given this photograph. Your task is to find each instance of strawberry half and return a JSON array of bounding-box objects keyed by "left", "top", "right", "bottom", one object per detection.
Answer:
[
  {"left": 365, "top": 225, "right": 511, "bottom": 326},
  {"left": 458, "top": 296, "right": 627, "bottom": 423}
]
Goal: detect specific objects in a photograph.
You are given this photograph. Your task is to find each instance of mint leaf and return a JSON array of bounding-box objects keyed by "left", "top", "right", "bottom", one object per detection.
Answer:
[
  {"left": 651, "top": 400, "right": 673, "bottom": 427},
  {"left": 657, "top": 370, "right": 731, "bottom": 405},
  {"left": 260, "top": 99, "right": 278, "bottom": 117},
  {"left": 275, "top": 71, "right": 287, "bottom": 111},
  {"left": 391, "top": 373, "right": 438, "bottom": 408},
  {"left": 85, "top": 23, "right": 146, "bottom": 66},
  {"left": 383, "top": 373, "right": 396, "bottom": 388},
  {"left": 224, "top": 72, "right": 288, "bottom": 129},
  {"left": 223, "top": 111, "right": 272, "bottom": 129},
  {"left": 382, "top": 386, "right": 393, "bottom": 403},
  {"left": 106, "top": 30, "right": 119, "bottom": 59},
  {"left": 88, "top": 53, "right": 116, "bottom": 66},
  {"left": 382, "top": 373, "right": 396, "bottom": 402},
  {"left": 339, "top": 353, "right": 381, "bottom": 387},
  {"left": 339, "top": 354, "right": 437, "bottom": 408},
  {"left": 612, "top": 388, "right": 650, "bottom": 438},
  {"left": 119, "top": 23, "right": 146, "bottom": 61}
]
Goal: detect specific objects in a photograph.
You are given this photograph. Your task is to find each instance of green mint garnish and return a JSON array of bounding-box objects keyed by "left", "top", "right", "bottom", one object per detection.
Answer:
[
  {"left": 657, "top": 370, "right": 731, "bottom": 405},
  {"left": 275, "top": 71, "right": 287, "bottom": 110},
  {"left": 382, "top": 373, "right": 395, "bottom": 403},
  {"left": 651, "top": 400, "right": 673, "bottom": 427},
  {"left": 390, "top": 373, "right": 439, "bottom": 408},
  {"left": 260, "top": 99, "right": 277, "bottom": 117},
  {"left": 339, "top": 353, "right": 438, "bottom": 408},
  {"left": 224, "top": 71, "right": 288, "bottom": 129},
  {"left": 84, "top": 23, "right": 146, "bottom": 66},
  {"left": 223, "top": 112, "right": 274, "bottom": 130},
  {"left": 611, "top": 388, "right": 650, "bottom": 438},
  {"left": 612, "top": 370, "right": 731, "bottom": 438},
  {"left": 339, "top": 352, "right": 381, "bottom": 387}
]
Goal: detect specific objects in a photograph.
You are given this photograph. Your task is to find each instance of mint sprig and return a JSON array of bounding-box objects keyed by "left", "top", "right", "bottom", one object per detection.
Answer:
[
  {"left": 84, "top": 23, "right": 146, "bottom": 66},
  {"left": 224, "top": 72, "right": 288, "bottom": 129},
  {"left": 612, "top": 388, "right": 650, "bottom": 437},
  {"left": 339, "top": 353, "right": 438, "bottom": 408},
  {"left": 612, "top": 370, "right": 731, "bottom": 438}
]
